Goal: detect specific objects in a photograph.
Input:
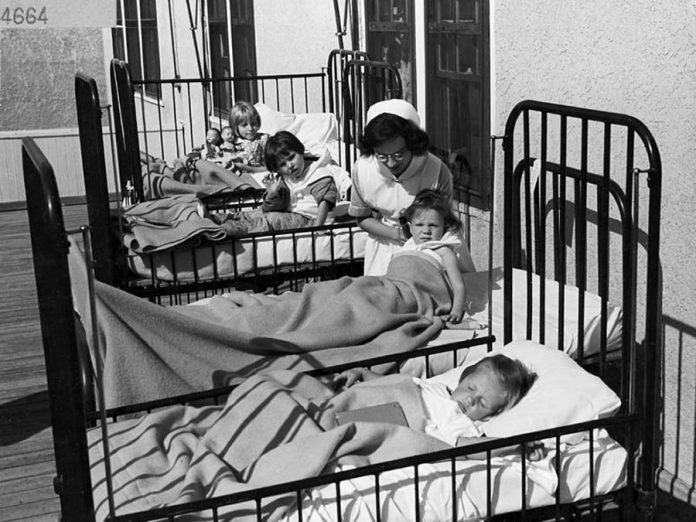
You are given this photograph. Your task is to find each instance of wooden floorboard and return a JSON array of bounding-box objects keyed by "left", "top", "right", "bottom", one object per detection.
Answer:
[{"left": 0, "top": 204, "right": 87, "bottom": 521}]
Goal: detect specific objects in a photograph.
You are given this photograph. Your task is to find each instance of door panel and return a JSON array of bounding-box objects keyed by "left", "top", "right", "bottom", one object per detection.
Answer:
[{"left": 426, "top": 0, "right": 489, "bottom": 209}]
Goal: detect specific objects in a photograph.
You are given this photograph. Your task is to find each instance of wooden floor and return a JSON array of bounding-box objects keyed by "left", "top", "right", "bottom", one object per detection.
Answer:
[{"left": 0, "top": 204, "right": 88, "bottom": 521}]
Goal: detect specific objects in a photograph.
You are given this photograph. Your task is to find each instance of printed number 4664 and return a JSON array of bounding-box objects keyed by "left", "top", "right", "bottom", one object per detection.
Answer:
[{"left": 1, "top": 7, "right": 48, "bottom": 25}]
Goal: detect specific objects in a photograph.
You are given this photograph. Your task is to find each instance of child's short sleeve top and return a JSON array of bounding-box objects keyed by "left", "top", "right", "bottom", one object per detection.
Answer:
[{"left": 413, "top": 377, "right": 481, "bottom": 446}]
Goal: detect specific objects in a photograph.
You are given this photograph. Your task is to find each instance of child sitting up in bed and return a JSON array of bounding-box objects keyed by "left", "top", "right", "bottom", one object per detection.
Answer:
[
  {"left": 219, "top": 101, "right": 269, "bottom": 174},
  {"left": 333, "top": 354, "right": 544, "bottom": 458},
  {"left": 260, "top": 130, "right": 339, "bottom": 229},
  {"left": 397, "top": 189, "right": 477, "bottom": 327},
  {"left": 214, "top": 130, "right": 339, "bottom": 235}
]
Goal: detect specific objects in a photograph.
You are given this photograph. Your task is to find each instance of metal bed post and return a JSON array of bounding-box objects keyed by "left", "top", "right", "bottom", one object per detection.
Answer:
[
  {"left": 110, "top": 59, "right": 144, "bottom": 203},
  {"left": 22, "top": 137, "right": 95, "bottom": 521},
  {"left": 75, "top": 73, "right": 117, "bottom": 287}
]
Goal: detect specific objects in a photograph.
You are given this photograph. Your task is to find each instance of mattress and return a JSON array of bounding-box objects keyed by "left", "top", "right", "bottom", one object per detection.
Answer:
[{"left": 127, "top": 225, "right": 367, "bottom": 282}]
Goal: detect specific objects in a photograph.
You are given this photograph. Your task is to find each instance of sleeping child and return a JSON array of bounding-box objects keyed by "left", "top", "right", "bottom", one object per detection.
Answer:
[
  {"left": 332, "top": 354, "right": 544, "bottom": 459},
  {"left": 397, "top": 189, "right": 477, "bottom": 327}
]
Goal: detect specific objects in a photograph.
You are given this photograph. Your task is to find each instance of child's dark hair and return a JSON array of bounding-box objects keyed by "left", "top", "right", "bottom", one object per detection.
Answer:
[
  {"left": 399, "top": 189, "right": 462, "bottom": 235},
  {"left": 264, "top": 131, "right": 306, "bottom": 172},
  {"left": 229, "top": 101, "right": 261, "bottom": 135},
  {"left": 459, "top": 354, "right": 537, "bottom": 416},
  {"left": 358, "top": 113, "right": 429, "bottom": 156}
]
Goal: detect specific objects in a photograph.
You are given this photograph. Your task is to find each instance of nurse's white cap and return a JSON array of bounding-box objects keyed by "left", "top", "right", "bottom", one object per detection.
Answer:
[{"left": 365, "top": 99, "right": 421, "bottom": 127}]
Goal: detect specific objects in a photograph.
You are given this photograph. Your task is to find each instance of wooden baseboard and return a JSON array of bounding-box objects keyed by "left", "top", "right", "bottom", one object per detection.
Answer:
[{"left": 0, "top": 193, "right": 120, "bottom": 213}]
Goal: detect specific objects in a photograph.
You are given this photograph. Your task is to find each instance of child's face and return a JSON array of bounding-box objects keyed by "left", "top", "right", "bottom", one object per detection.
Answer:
[
  {"left": 221, "top": 128, "right": 234, "bottom": 143},
  {"left": 206, "top": 130, "right": 220, "bottom": 144},
  {"left": 408, "top": 208, "right": 446, "bottom": 243},
  {"left": 275, "top": 151, "right": 305, "bottom": 180},
  {"left": 450, "top": 364, "right": 507, "bottom": 421},
  {"left": 237, "top": 120, "right": 259, "bottom": 141}
]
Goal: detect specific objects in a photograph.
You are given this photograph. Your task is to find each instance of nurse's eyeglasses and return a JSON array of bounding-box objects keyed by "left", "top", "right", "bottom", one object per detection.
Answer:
[{"left": 374, "top": 148, "right": 408, "bottom": 163}]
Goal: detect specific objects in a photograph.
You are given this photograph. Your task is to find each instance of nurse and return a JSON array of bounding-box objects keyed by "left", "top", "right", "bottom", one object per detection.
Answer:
[{"left": 348, "top": 99, "right": 454, "bottom": 275}]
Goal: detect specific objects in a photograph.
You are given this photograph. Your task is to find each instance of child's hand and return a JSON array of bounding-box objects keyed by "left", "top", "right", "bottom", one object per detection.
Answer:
[
  {"left": 524, "top": 441, "right": 547, "bottom": 461},
  {"left": 442, "top": 315, "right": 484, "bottom": 330},
  {"left": 443, "top": 307, "right": 465, "bottom": 324},
  {"left": 331, "top": 368, "right": 366, "bottom": 390}
]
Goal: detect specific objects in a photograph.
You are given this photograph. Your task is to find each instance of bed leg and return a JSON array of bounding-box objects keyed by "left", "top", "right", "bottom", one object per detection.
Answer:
[{"left": 635, "top": 487, "right": 656, "bottom": 521}]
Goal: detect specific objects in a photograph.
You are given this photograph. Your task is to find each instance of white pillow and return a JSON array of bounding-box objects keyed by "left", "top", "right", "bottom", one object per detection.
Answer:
[
  {"left": 255, "top": 102, "right": 338, "bottom": 156},
  {"left": 461, "top": 267, "right": 623, "bottom": 356},
  {"left": 426, "top": 340, "right": 621, "bottom": 438}
]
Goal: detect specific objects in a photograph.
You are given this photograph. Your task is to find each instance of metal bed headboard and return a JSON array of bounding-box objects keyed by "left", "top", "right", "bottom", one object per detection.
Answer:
[
  {"left": 75, "top": 73, "right": 117, "bottom": 287},
  {"left": 22, "top": 137, "right": 96, "bottom": 520},
  {"left": 502, "top": 99, "right": 662, "bottom": 513}
]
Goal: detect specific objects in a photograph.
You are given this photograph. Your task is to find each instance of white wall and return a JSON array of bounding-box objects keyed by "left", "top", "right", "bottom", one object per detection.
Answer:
[{"left": 493, "top": 0, "right": 696, "bottom": 504}]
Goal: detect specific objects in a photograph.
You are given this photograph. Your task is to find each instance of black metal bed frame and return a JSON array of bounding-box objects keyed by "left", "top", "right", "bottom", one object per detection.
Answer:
[
  {"left": 502, "top": 100, "right": 662, "bottom": 517},
  {"left": 75, "top": 51, "right": 405, "bottom": 304},
  {"left": 26, "top": 97, "right": 661, "bottom": 521}
]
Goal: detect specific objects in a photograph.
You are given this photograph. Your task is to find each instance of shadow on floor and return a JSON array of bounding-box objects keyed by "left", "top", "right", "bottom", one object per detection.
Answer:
[{"left": 0, "top": 390, "right": 51, "bottom": 445}]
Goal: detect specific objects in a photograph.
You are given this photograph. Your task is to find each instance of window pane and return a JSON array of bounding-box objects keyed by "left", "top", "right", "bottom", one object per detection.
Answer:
[
  {"left": 140, "top": 0, "right": 157, "bottom": 19},
  {"left": 112, "top": 28, "right": 125, "bottom": 60}
]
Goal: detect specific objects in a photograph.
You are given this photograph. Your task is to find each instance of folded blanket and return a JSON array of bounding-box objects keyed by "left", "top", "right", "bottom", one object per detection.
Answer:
[
  {"left": 68, "top": 239, "right": 452, "bottom": 408},
  {"left": 89, "top": 371, "right": 446, "bottom": 521},
  {"left": 122, "top": 194, "right": 232, "bottom": 253}
]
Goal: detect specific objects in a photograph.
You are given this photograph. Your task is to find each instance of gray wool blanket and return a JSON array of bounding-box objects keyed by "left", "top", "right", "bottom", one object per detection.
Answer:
[{"left": 69, "top": 241, "right": 452, "bottom": 408}]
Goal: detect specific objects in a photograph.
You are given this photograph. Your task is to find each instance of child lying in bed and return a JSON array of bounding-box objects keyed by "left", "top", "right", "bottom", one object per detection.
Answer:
[
  {"left": 333, "top": 353, "right": 545, "bottom": 459},
  {"left": 397, "top": 189, "right": 478, "bottom": 328}
]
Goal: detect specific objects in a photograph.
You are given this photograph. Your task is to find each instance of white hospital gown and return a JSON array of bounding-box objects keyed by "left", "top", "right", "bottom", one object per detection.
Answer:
[{"left": 413, "top": 377, "right": 481, "bottom": 446}]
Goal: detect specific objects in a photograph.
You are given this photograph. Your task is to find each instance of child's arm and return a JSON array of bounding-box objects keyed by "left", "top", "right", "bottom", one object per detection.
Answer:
[
  {"left": 309, "top": 176, "right": 339, "bottom": 227},
  {"left": 315, "top": 200, "right": 331, "bottom": 226},
  {"left": 331, "top": 367, "right": 381, "bottom": 390},
  {"left": 438, "top": 246, "right": 467, "bottom": 324}
]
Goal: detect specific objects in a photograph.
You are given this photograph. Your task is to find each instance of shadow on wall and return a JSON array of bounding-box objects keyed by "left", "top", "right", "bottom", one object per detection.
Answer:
[{"left": 658, "top": 314, "right": 696, "bottom": 506}]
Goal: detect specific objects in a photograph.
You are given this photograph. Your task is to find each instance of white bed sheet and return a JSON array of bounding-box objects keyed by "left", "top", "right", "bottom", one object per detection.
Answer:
[
  {"left": 278, "top": 431, "right": 626, "bottom": 521},
  {"left": 443, "top": 268, "right": 623, "bottom": 358},
  {"left": 127, "top": 226, "right": 367, "bottom": 282}
]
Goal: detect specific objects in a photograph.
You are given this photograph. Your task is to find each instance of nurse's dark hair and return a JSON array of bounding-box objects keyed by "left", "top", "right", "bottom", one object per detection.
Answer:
[
  {"left": 399, "top": 189, "right": 461, "bottom": 236},
  {"left": 458, "top": 354, "right": 538, "bottom": 415},
  {"left": 358, "top": 113, "right": 429, "bottom": 156}
]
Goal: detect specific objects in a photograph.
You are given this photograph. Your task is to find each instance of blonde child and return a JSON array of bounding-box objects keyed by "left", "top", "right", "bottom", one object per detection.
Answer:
[
  {"left": 219, "top": 101, "right": 269, "bottom": 173},
  {"left": 398, "top": 189, "right": 476, "bottom": 326},
  {"left": 332, "top": 354, "right": 543, "bottom": 458}
]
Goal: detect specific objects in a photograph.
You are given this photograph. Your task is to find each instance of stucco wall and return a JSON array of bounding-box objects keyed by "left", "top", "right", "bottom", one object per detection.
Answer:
[
  {"left": 254, "top": 0, "right": 338, "bottom": 75},
  {"left": 494, "top": 0, "right": 696, "bottom": 503},
  {"left": 0, "top": 28, "right": 107, "bottom": 202}
]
